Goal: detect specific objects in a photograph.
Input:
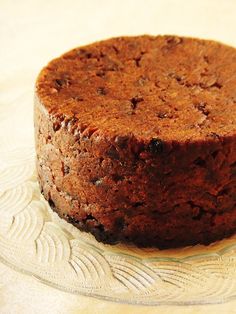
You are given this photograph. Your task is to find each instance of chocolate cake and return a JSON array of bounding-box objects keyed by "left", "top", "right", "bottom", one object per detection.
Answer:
[{"left": 34, "top": 35, "right": 236, "bottom": 249}]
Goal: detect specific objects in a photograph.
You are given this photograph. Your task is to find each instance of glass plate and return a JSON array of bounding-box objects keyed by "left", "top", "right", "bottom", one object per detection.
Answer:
[{"left": 0, "top": 91, "right": 236, "bottom": 306}]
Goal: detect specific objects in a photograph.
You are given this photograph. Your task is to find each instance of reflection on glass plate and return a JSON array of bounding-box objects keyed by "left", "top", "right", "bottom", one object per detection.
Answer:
[{"left": 0, "top": 91, "right": 236, "bottom": 306}]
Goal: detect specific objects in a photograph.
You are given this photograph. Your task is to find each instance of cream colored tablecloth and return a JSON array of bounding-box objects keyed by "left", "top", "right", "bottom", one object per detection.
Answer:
[{"left": 1, "top": 0, "right": 236, "bottom": 313}]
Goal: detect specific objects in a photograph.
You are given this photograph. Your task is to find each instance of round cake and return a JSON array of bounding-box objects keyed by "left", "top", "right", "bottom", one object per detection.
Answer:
[{"left": 35, "top": 35, "right": 236, "bottom": 249}]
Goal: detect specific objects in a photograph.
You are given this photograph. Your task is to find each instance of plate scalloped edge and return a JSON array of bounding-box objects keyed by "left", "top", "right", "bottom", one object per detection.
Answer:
[{"left": 1, "top": 95, "right": 236, "bottom": 306}]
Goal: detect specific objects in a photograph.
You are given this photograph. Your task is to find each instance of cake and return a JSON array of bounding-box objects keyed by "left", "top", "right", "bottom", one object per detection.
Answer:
[{"left": 34, "top": 35, "right": 236, "bottom": 249}]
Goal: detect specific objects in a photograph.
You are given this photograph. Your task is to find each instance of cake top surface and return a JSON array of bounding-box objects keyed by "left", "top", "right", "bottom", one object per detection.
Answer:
[{"left": 36, "top": 35, "right": 236, "bottom": 142}]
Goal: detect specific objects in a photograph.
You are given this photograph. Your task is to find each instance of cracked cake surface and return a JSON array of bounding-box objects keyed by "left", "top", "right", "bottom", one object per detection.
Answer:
[{"left": 35, "top": 35, "right": 236, "bottom": 248}]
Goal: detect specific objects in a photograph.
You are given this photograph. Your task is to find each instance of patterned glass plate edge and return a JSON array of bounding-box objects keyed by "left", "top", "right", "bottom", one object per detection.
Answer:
[{"left": 0, "top": 93, "right": 236, "bottom": 306}]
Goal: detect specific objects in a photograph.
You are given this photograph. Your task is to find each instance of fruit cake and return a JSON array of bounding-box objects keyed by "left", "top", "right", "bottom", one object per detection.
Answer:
[{"left": 34, "top": 35, "right": 236, "bottom": 248}]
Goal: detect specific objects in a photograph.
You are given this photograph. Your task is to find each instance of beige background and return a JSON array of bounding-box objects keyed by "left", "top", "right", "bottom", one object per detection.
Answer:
[{"left": 1, "top": 0, "right": 236, "bottom": 313}]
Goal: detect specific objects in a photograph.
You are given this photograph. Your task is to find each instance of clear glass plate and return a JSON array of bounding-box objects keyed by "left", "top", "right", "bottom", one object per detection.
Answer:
[{"left": 0, "top": 92, "right": 236, "bottom": 306}]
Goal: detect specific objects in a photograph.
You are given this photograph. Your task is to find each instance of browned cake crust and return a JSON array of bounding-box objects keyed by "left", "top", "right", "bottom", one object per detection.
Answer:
[{"left": 35, "top": 35, "right": 236, "bottom": 248}]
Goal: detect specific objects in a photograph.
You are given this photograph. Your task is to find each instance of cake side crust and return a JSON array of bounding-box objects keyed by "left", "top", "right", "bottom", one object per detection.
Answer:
[{"left": 34, "top": 93, "right": 236, "bottom": 248}]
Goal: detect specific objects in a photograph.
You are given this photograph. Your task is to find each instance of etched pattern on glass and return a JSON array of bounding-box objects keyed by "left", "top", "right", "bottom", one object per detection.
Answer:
[{"left": 0, "top": 92, "right": 236, "bottom": 305}]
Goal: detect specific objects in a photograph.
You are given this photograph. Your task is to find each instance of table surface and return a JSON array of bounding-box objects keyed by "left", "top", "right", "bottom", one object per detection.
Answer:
[{"left": 1, "top": 0, "right": 236, "bottom": 313}]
